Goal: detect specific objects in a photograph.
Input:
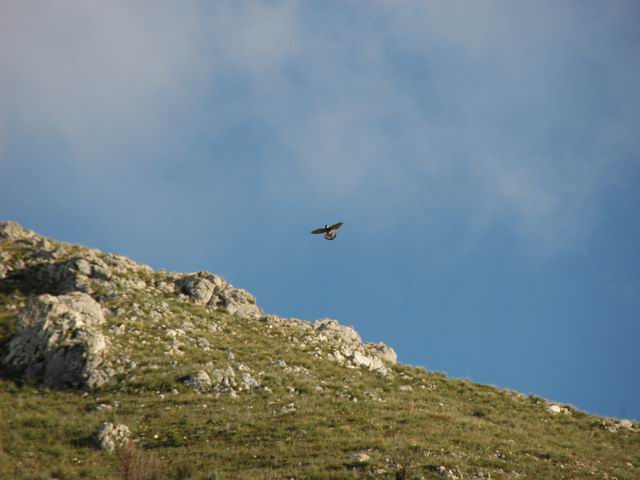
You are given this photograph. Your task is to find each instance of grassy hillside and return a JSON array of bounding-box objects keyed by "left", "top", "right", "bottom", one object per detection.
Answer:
[{"left": 0, "top": 222, "right": 638, "bottom": 479}]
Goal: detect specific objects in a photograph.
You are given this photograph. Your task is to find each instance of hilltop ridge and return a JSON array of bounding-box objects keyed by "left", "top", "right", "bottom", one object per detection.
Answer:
[{"left": 0, "top": 220, "right": 638, "bottom": 479}]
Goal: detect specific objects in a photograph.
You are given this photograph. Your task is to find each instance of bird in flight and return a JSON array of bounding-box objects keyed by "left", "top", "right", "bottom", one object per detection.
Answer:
[{"left": 311, "top": 222, "right": 343, "bottom": 241}]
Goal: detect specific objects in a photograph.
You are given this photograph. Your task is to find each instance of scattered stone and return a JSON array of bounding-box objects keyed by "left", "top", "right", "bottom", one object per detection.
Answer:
[
  {"left": 209, "top": 362, "right": 261, "bottom": 395},
  {"left": 604, "top": 418, "right": 637, "bottom": 433},
  {"left": 432, "top": 465, "right": 459, "bottom": 479},
  {"left": 351, "top": 452, "right": 371, "bottom": 464},
  {"left": 196, "top": 337, "right": 211, "bottom": 350},
  {"left": 93, "top": 403, "right": 113, "bottom": 412},
  {"left": 284, "top": 365, "right": 311, "bottom": 376}
]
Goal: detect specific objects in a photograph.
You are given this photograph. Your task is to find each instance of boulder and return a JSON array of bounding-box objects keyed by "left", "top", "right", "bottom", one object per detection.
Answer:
[
  {"left": 2, "top": 292, "right": 112, "bottom": 389},
  {"left": 184, "top": 370, "right": 213, "bottom": 391},
  {"left": 94, "top": 422, "right": 131, "bottom": 453},
  {"left": 365, "top": 342, "right": 397, "bottom": 364},
  {"left": 546, "top": 404, "right": 571, "bottom": 415},
  {"left": 351, "top": 350, "right": 385, "bottom": 371},
  {"left": 176, "top": 272, "right": 218, "bottom": 305}
]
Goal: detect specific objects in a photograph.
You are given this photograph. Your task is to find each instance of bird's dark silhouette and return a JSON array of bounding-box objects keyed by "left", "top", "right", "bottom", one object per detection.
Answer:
[{"left": 311, "top": 222, "right": 343, "bottom": 241}]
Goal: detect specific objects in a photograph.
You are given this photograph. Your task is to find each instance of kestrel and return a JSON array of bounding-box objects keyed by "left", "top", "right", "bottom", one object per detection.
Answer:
[{"left": 311, "top": 222, "right": 343, "bottom": 241}]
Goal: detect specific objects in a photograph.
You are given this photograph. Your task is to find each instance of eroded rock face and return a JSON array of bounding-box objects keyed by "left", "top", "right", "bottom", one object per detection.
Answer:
[
  {"left": 2, "top": 292, "right": 113, "bottom": 389},
  {"left": 176, "top": 271, "right": 261, "bottom": 319}
]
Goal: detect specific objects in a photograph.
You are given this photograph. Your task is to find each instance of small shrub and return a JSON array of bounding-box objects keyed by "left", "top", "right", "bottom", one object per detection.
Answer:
[
  {"left": 49, "top": 466, "right": 70, "bottom": 480},
  {"left": 174, "top": 463, "right": 193, "bottom": 479},
  {"left": 115, "top": 442, "right": 166, "bottom": 480}
]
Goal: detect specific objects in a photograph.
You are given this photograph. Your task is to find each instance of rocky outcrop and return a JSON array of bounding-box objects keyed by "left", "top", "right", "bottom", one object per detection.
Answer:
[
  {"left": 313, "top": 319, "right": 397, "bottom": 375},
  {"left": 2, "top": 292, "right": 113, "bottom": 389},
  {"left": 0, "top": 221, "right": 35, "bottom": 241},
  {"left": 1, "top": 222, "right": 397, "bottom": 393},
  {"left": 32, "top": 253, "right": 116, "bottom": 296},
  {"left": 314, "top": 318, "right": 362, "bottom": 344},
  {"left": 176, "top": 271, "right": 261, "bottom": 318}
]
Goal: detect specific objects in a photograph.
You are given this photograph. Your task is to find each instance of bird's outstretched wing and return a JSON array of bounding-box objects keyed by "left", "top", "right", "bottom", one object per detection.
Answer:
[
  {"left": 311, "top": 227, "right": 327, "bottom": 234},
  {"left": 328, "top": 222, "right": 343, "bottom": 231}
]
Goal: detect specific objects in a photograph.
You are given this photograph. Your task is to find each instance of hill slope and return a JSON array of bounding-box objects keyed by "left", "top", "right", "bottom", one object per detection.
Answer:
[{"left": 0, "top": 221, "right": 638, "bottom": 479}]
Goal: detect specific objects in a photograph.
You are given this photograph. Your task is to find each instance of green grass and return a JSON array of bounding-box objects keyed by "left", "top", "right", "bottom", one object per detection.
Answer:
[
  {"left": 1, "top": 237, "right": 639, "bottom": 479},
  {"left": 2, "top": 297, "right": 639, "bottom": 479}
]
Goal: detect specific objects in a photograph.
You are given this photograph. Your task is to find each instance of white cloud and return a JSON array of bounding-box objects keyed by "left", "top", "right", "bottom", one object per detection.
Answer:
[{"left": 1, "top": 1, "right": 638, "bottom": 255}]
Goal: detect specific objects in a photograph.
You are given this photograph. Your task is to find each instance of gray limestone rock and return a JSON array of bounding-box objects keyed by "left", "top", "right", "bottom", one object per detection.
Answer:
[
  {"left": 40, "top": 253, "right": 115, "bottom": 295},
  {"left": 185, "top": 370, "right": 213, "bottom": 391},
  {"left": 2, "top": 292, "right": 112, "bottom": 389},
  {"left": 176, "top": 271, "right": 261, "bottom": 318},
  {"left": 238, "top": 371, "right": 260, "bottom": 392},
  {"left": 365, "top": 342, "right": 397, "bottom": 365},
  {"left": 312, "top": 318, "right": 396, "bottom": 375},
  {"left": 314, "top": 318, "right": 362, "bottom": 343},
  {"left": 94, "top": 422, "right": 131, "bottom": 453},
  {"left": 0, "top": 221, "right": 34, "bottom": 241},
  {"left": 209, "top": 363, "right": 261, "bottom": 395},
  {"left": 176, "top": 272, "right": 217, "bottom": 305}
]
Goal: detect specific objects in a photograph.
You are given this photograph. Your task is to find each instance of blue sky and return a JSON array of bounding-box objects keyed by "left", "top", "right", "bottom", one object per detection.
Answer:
[{"left": 1, "top": 1, "right": 639, "bottom": 419}]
